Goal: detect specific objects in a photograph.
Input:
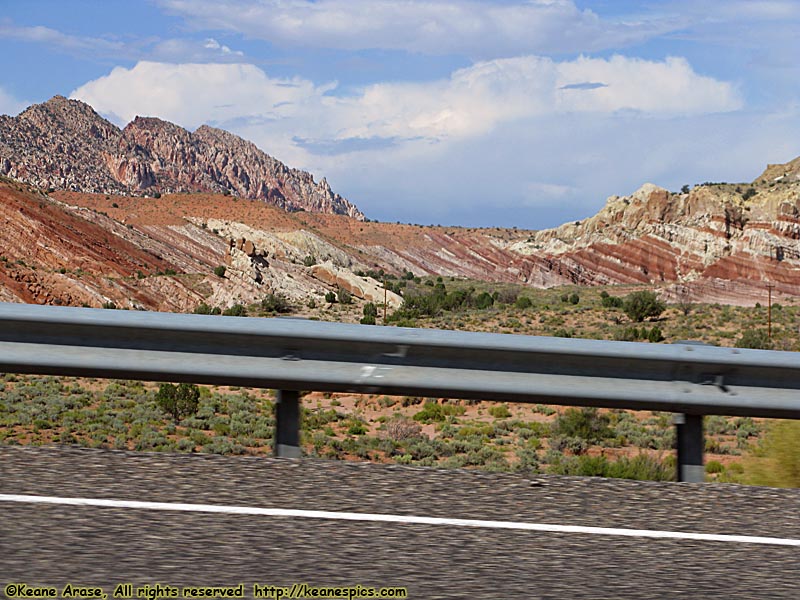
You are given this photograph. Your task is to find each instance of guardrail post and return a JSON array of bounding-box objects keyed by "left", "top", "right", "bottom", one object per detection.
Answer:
[
  {"left": 674, "top": 413, "right": 704, "bottom": 483},
  {"left": 274, "top": 390, "right": 301, "bottom": 458}
]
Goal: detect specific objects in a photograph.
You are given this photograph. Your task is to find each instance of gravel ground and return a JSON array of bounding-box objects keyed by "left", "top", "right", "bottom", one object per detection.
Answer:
[{"left": 1, "top": 446, "right": 799, "bottom": 599}]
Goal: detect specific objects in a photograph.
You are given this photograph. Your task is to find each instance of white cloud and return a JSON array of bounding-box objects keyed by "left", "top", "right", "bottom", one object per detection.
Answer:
[
  {"left": 0, "top": 86, "right": 27, "bottom": 116},
  {"left": 202, "top": 38, "right": 243, "bottom": 56},
  {"left": 0, "top": 22, "right": 127, "bottom": 57},
  {"left": 149, "top": 38, "right": 246, "bottom": 62},
  {"left": 156, "top": 0, "right": 677, "bottom": 57}
]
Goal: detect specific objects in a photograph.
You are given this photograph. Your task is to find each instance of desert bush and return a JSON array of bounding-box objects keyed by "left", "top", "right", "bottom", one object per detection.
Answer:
[
  {"left": 194, "top": 303, "right": 214, "bottom": 315},
  {"left": 303, "top": 255, "right": 317, "bottom": 267},
  {"left": 325, "top": 291, "right": 336, "bottom": 303},
  {"left": 261, "top": 293, "right": 291, "bottom": 313},
  {"left": 515, "top": 296, "right": 533, "bottom": 309},
  {"left": 338, "top": 287, "right": 353, "bottom": 304},
  {"left": 601, "top": 294, "right": 624, "bottom": 308},
  {"left": 346, "top": 419, "right": 368, "bottom": 435},
  {"left": 222, "top": 304, "right": 246, "bottom": 317},
  {"left": 384, "top": 417, "right": 423, "bottom": 441},
  {"left": 489, "top": 404, "right": 512, "bottom": 419},
  {"left": 413, "top": 401, "right": 466, "bottom": 423},
  {"left": 214, "top": 265, "right": 226, "bottom": 278},
  {"left": 495, "top": 288, "right": 519, "bottom": 304},
  {"left": 554, "top": 407, "right": 613, "bottom": 444},
  {"left": 735, "top": 329, "right": 772, "bottom": 349},
  {"left": 548, "top": 453, "right": 673, "bottom": 481},
  {"left": 474, "top": 291, "right": 494, "bottom": 309}
]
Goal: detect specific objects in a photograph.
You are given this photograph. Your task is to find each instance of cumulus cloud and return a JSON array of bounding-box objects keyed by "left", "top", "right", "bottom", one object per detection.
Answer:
[
  {"left": 72, "top": 62, "right": 329, "bottom": 129},
  {"left": 72, "top": 55, "right": 741, "bottom": 142},
  {"left": 156, "top": 0, "right": 678, "bottom": 57}
]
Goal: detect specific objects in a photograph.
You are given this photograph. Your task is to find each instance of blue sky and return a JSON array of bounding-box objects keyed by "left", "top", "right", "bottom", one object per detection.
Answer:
[{"left": 2, "top": 0, "right": 799, "bottom": 228}]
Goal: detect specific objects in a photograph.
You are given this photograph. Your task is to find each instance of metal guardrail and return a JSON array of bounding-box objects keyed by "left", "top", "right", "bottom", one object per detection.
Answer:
[{"left": 1, "top": 302, "right": 799, "bottom": 482}]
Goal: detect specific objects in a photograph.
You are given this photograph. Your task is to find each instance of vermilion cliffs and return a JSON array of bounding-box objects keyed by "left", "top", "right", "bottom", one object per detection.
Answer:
[
  {"left": 0, "top": 96, "right": 363, "bottom": 219},
  {"left": 2, "top": 96, "right": 800, "bottom": 310}
]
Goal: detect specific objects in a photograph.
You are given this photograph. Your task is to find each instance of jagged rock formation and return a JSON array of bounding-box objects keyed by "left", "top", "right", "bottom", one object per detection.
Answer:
[{"left": 0, "top": 96, "right": 363, "bottom": 219}]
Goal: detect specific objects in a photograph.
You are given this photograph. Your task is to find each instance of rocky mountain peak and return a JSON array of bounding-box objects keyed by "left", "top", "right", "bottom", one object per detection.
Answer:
[{"left": 0, "top": 96, "right": 364, "bottom": 219}]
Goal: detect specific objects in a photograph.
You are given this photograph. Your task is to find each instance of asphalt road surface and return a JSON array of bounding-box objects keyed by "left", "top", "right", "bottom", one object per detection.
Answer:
[{"left": 2, "top": 446, "right": 799, "bottom": 599}]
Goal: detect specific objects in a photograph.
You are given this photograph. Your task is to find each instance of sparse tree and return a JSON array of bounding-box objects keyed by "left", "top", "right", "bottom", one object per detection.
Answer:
[
  {"left": 338, "top": 287, "right": 353, "bottom": 304},
  {"left": 676, "top": 286, "right": 693, "bottom": 316},
  {"left": 623, "top": 291, "right": 666, "bottom": 322},
  {"left": 156, "top": 383, "right": 200, "bottom": 423}
]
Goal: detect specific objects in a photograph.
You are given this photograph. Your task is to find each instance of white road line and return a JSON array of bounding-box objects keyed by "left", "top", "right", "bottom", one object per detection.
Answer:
[{"left": 1, "top": 493, "right": 798, "bottom": 547}]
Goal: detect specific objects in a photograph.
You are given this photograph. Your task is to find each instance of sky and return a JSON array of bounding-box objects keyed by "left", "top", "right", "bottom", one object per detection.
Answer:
[{"left": 1, "top": 0, "right": 799, "bottom": 228}]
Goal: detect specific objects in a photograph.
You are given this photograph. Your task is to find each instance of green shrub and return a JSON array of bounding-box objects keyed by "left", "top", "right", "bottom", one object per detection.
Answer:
[
  {"left": 569, "top": 293, "right": 580, "bottom": 305},
  {"left": 413, "top": 401, "right": 465, "bottom": 423},
  {"left": 515, "top": 296, "right": 533, "bottom": 309},
  {"left": 222, "top": 304, "right": 246, "bottom": 317},
  {"left": 554, "top": 407, "right": 613, "bottom": 444},
  {"left": 601, "top": 295, "right": 624, "bottom": 308},
  {"left": 156, "top": 383, "right": 200, "bottom": 423},
  {"left": 363, "top": 302, "right": 378, "bottom": 318},
  {"left": 303, "top": 255, "right": 317, "bottom": 267},
  {"left": 706, "top": 460, "right": 725, "bottom": 474},
  {"left": 474, "top": 291, "right": 494, "bottom": 309},
  {"left": 360, "top": 315, "right": 376, "bottom": 325},
  {"left": 325, "top": 291, "right": 336, "bottom": 304},
  {"left": 489, "top": 404, "right": 512, "bottom": 419},
  {"left": 214, "top": 265, "right": 227, "bottom": 278},
  {"left": 623, "top": 291, "right": 666, "bottom": 322},
  {"left": 347, "top": 420, "right": 368, "bottom": 435},
  {"left": 648, "top": 326, "right": 664, "bottom": 343},
  {"left": 193, "top": 303, "right": 215, "bottom": 315}
]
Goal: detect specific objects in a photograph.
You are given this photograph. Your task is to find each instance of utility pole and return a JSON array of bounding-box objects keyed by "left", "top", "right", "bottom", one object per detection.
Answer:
[
  {"left": 383, "top": 277, "right": 387, "bottom": 325},
  {"left": 767, "top": 282, "right": 774, "bottom": 339}
]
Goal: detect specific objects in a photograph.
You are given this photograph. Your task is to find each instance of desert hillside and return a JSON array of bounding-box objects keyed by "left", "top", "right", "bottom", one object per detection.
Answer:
[{"left": 2, "top": 153, "right": 800, "bottom": 311}]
